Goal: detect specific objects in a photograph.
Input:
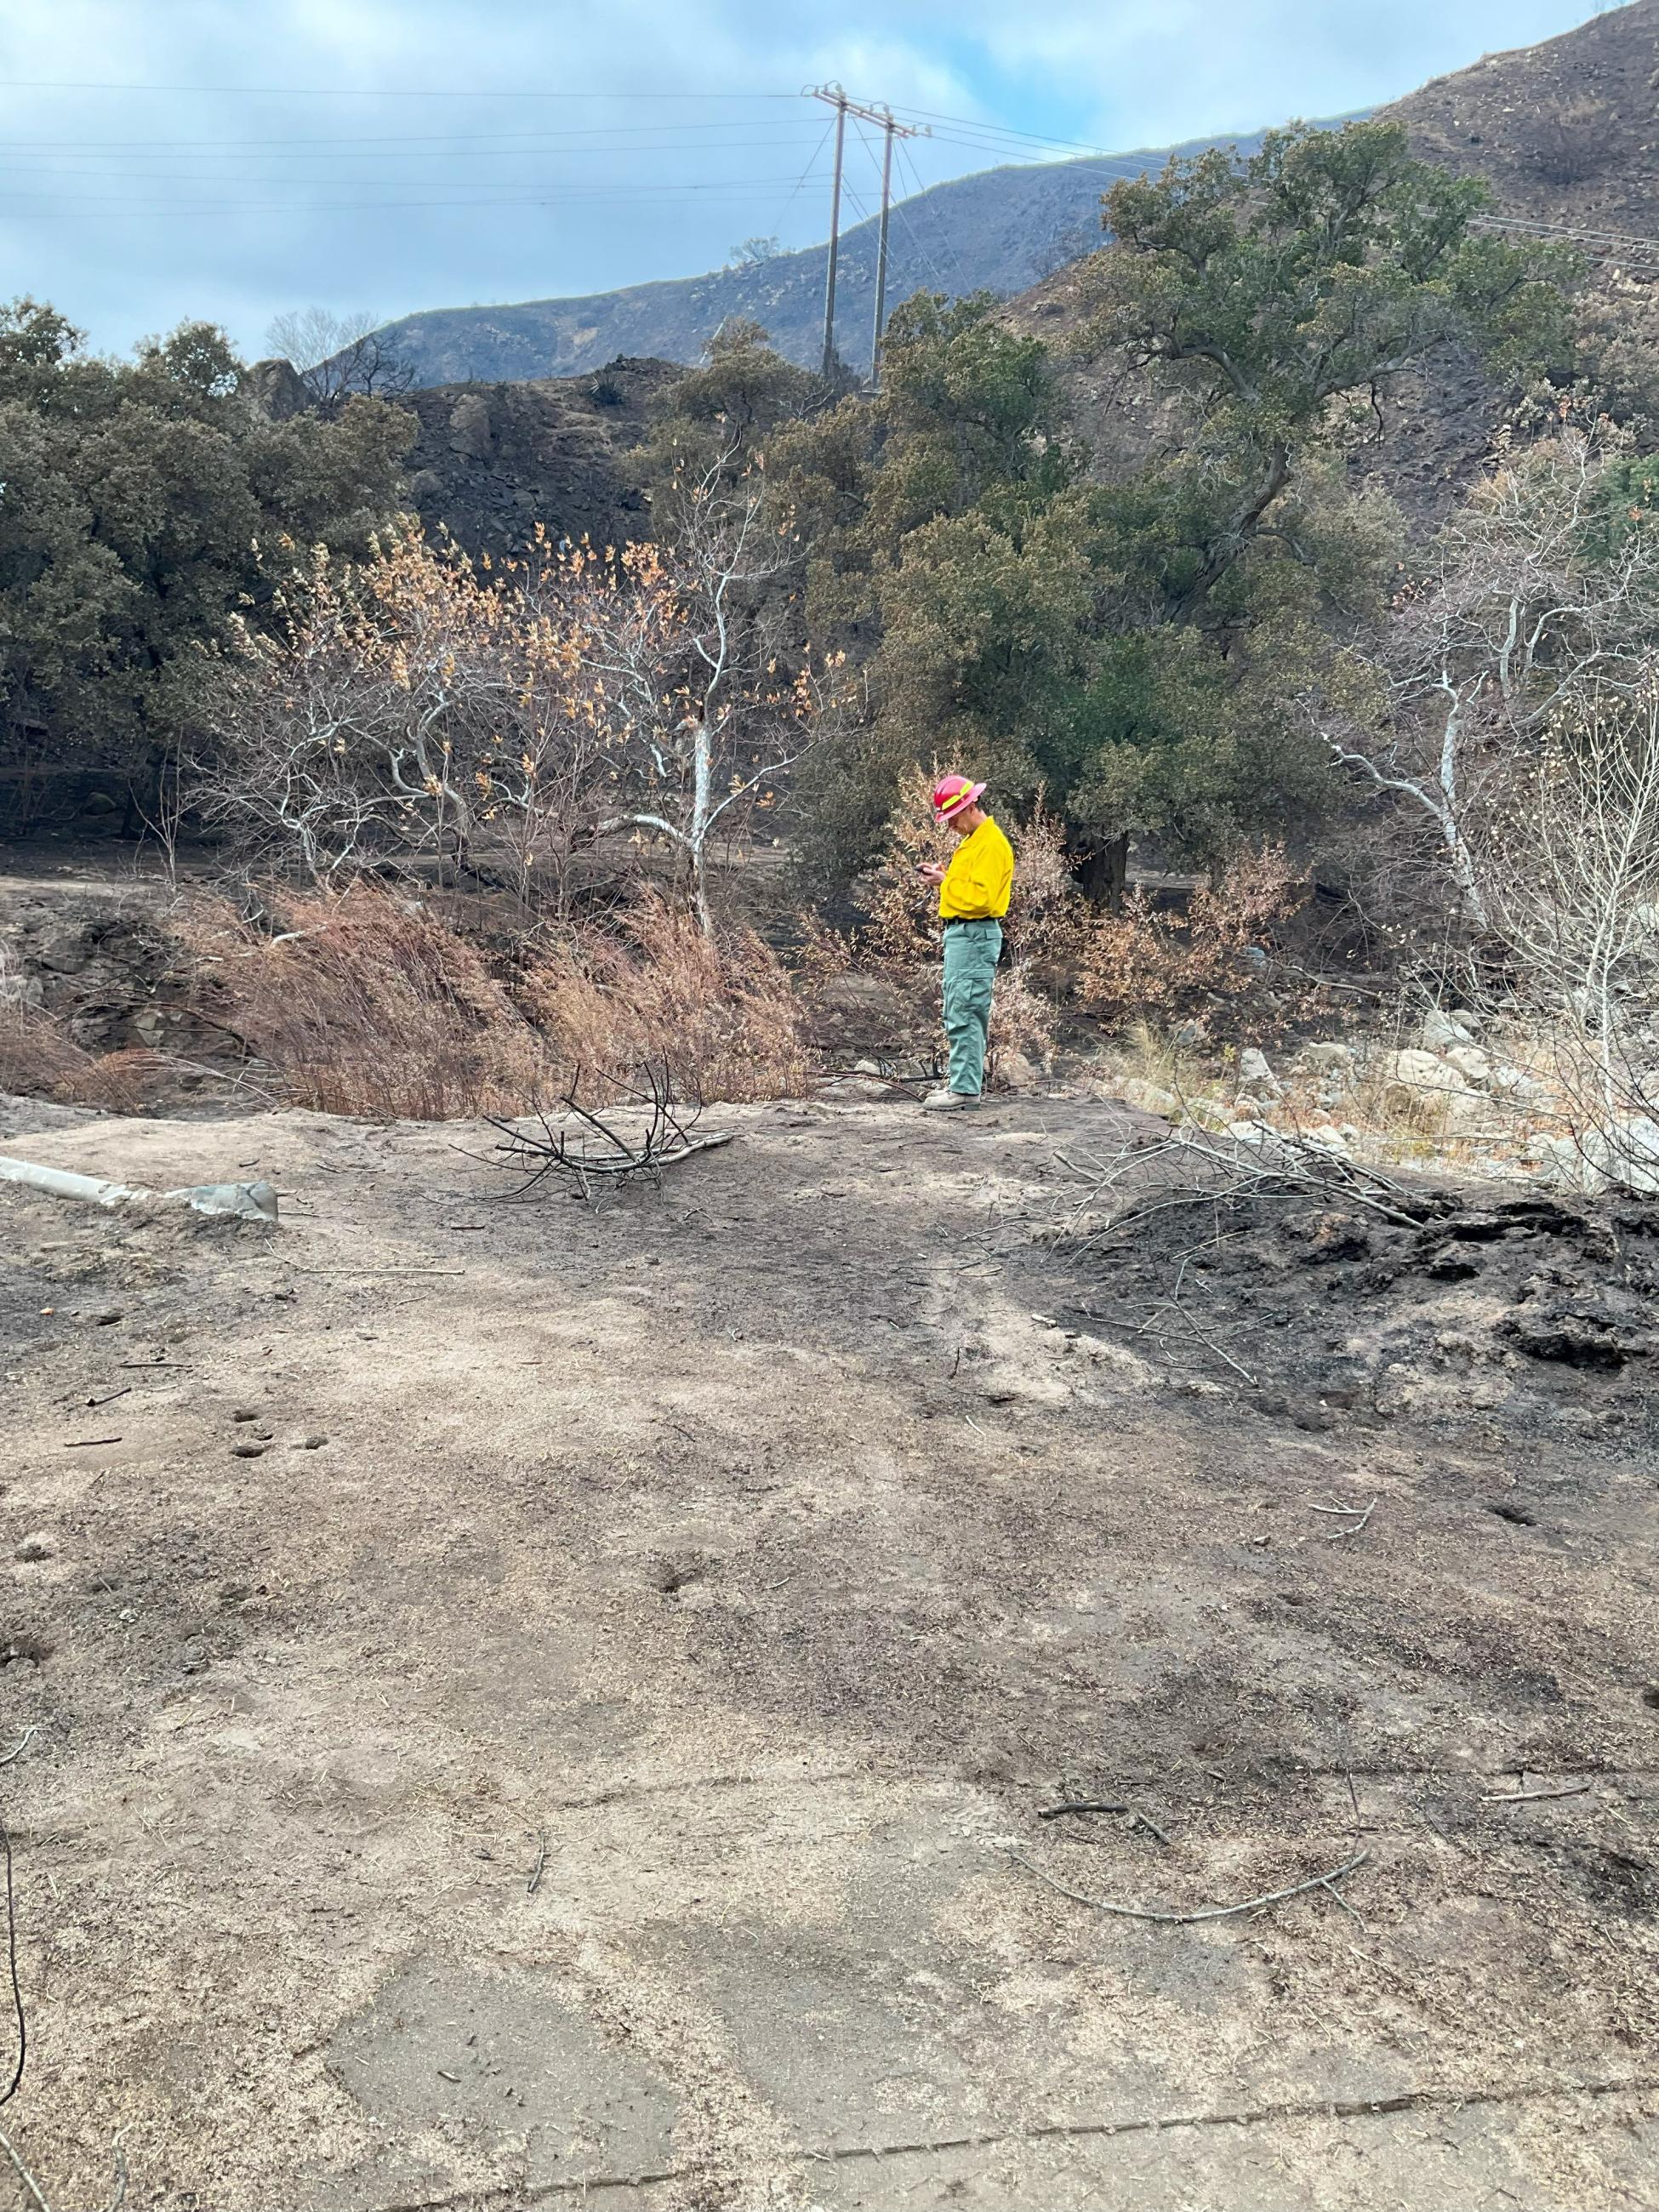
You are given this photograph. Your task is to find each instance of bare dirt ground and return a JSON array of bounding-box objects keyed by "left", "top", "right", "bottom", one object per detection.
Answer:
[{"left": 1, "top": 1087, "right": 1657, "bottom": 2211}]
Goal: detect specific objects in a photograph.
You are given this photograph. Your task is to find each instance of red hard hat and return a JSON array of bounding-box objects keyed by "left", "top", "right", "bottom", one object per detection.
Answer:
[{"left": 932, "top": 774, "right": 987, "bottom": 818}]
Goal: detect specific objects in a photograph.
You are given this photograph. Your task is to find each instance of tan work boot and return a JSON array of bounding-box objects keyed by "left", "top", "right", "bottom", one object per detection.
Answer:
[{"left": 921, "top": 1087, "right": 979, "bottom": 1111}]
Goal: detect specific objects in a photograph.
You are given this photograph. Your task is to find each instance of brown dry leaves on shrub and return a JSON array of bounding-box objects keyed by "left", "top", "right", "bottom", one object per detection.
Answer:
[{"left": 1075, "top": 846, "right": 1304, "bottom": 1029}]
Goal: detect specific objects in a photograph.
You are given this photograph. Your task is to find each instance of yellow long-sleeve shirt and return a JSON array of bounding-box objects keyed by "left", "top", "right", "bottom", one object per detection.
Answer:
[{"left": 938, "top": 816, "right": 1014, "bottom": 921}]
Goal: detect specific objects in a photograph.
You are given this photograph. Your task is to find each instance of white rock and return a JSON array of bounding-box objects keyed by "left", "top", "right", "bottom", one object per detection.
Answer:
[
  {"left": 1303, "top": 1125, "right": 1350, "bottom": 1153},
  {"left": 1236, "top": 1047, "right": 1281, "bottom": 1098},
  {"left": 1294, "top": 1041, "right": 1355, "bottom": 1077},
  {"left": 1380, "top": 1046, "right": 1464, "bottom": 1093},
  {"left": 1444, "top": 1044, "right": 1491, "bottom": 1088},
  {"left": 1115, "top": 1076, "right": 1178, "bottom": 1117},
  {"left": 1531, "top": 1133, "right": 1611, "bottom": 1194},
  {"left": 1420, "top": 1009, "right": 1477, "bottom": 1051},
  {"left": 1489, "top": 1063, "right": 1549, "bottom": 1109},
  {"left": 1581, "top": 1115, "right": 1659, "bottom": 1195}
]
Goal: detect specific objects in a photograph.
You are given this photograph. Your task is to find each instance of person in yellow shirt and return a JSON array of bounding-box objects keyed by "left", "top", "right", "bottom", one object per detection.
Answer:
[{"left": 917, "top": 774, "right": 1014, "bottom": 1110}]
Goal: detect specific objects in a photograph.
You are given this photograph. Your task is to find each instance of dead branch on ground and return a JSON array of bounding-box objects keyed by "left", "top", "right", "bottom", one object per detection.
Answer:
[
  {"left": 1007, "top": 1846, "right": 1370, "bottom": 1925},
  {"left": 485, "top": 1062, "right": 733, "bottom": 1208}
]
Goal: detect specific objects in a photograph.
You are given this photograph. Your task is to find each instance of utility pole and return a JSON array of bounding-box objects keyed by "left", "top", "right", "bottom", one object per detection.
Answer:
[
  {"left": 809, "top": 86, "right": 928, "bottom": 384},
  {"left": 872, "top": 112, "right": 895, "bottom": 383},
  {"left": 813, "top": 85, "right": 848, "bottom": 382}
]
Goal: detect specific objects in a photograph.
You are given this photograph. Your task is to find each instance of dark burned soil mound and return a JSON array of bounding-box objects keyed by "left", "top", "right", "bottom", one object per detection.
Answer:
[{"left": 1052, "top": 1169, "right": 1659, "bottom": 1444}]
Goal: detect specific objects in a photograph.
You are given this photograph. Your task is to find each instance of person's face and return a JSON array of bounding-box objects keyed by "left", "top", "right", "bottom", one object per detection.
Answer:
[{"left": 944, "top": 802, "right": 983, "bottom": 839}]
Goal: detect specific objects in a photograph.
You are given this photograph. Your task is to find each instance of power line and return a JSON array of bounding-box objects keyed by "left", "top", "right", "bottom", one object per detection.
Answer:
[{"left": 0, "top": 80, "right": 801, "bottom": 100}]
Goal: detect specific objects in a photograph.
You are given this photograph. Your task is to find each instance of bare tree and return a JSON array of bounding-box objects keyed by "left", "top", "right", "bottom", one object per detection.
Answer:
[
  {"left": 265, "top": 306, "right": 415, "bottom": 411},
  {"left": 574, "top": 463, "right": 847, "bottom": 932},
  {"left": 198, "top": 527, "right": 618, "bottom": 904},
  {"left": 1486, "top": 671, "right": 1659, "bottom": 1157},
  {"left": 1317, "top": 431, "right": 1659, "bottom": 928},
  {"left": 197, "top": 489, "right": 845, "bottom": 924}
]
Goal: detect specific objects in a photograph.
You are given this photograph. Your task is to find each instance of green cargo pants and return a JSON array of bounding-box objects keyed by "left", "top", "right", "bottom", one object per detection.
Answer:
[{"left": 942, "top": 918, "right": 1002, "bottom": 1098}]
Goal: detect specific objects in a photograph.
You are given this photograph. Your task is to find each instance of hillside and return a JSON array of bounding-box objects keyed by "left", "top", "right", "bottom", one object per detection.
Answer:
[
  {"left": 375, "top": 128, "right": 1293, "bottom": 385},
  {"left": 1006, "top": 2, "right": 1659, "bottom": 530},
  {"left": 1381, "top": 0, "right": 1659, "bottom": 231}
]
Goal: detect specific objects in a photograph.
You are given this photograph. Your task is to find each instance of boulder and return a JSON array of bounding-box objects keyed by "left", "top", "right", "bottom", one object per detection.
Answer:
[
  {"left": 1419, "top": 1008, "right": 1478, "bottom": 1051},
  {"left": 0, "top": 972, "right": 43, "bottom": 1010},
  {"left": 35, "top": 928, "right": 90, "bottom": 976},
  {"left": 1581, "top": 1115, "right": 1659, "bottom": 1195},
  {"left": 1235, "top": 1047, "right": 1281, "bottom": 1099},
  {"left": 1115, "top": 1076, "right": 1179, "bottom": 1117},
  {"left": 448, "top": 392, "right": 495, "bottom": 459},
  {"left": 1444, "top": 1044, "right": 1491, "bottom": 1088},
  {"left": 1293, "top": 1041, "right": 1355, "bottom": 1077}
]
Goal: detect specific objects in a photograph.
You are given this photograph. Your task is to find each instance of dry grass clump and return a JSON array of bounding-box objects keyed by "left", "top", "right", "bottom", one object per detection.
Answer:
[
  {"left": 186, "top": 885, "right": 811, "bottom": 1120},
  {"left": 0, "top": 993, "right": 151, "bottom": 1113},
  {"left": 188, "top": 889, "right": 552, "bottom": 1120},
  {"left": 522, "top": 895, "right": 812, "bottom": 1105}
]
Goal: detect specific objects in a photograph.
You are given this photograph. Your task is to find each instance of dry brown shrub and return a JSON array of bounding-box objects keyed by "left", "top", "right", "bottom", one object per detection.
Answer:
[
  {"left": 0, "top": 998, "right": 151, "bottom": 1112},
  {"left": 522, "top": 895, "right": 811, "bottom": 1104},
  {"left": 1076, "top": 846, "right": 1303, "bottom": 1029},
  {"left": 187, "top": 888, "right": 554, "bottom": 1120},
  {"left": 188, "top": 885, "right": 810, "bottom": 1119}
]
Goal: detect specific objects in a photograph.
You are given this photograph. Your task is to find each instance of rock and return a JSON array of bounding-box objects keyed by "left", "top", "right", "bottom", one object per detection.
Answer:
[
  {"left": 1489, "top": 1063, "right": 1549, "bottom": 1108},
  {"left": 1444, "top": 1044, "right": 1491, "bottom": 1088},
  {"left": 1180, "top": 1096, "right": 1237, "bottom": 1131},
  {"left": 1419, "top": 1009, "right": 1477, "bottom": 1051},
  {"left": 1304, "top": 1124, "right": 1351, "bottom": 1153},
  {"left": 852, "top": 1058, "right": 881, "bottom": 1075},
  {"left": 1293, "top": 1042, "right": 1355, "bottom": 1077},
  {"left": 14, "top": 1532, "right": 55, "bottom": 1562},
  {"left": 35, "top": 928, "right": 90, "bottom": 976},
  {"left": 448, "top": 392, "right": 495, "bottom": 459},
  {"left": 998, "top": 1052, "right": 1040, "bottom": 1092},
  {"left": 1382, "top": 1046, "right": 1457, "bottom": 1089},
  {"left": 244, "top": 356, "right": 310, "bottom": 419},
  {"left": 1115, "top": 1076, "right": 1179, "bottom": 1117},
  {"left": 231, "top": 1442, "right": 267, "bottom": 1459},
  {"left": 0, "top": 972, "right": 43, "bottom": 1010},
  {"left": 1235, "top": 1047, "right": 1281, "bottom": 1099},
  {"left": 1531, "top": 1134, "right": 1610, "bottom": 1194},
  {"left": 1580, "top": 1115, "right": 1659, "bottom": 1196}
]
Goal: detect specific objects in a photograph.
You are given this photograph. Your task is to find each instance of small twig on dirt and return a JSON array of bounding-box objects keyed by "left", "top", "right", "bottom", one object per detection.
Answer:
[
  {"left": 1038, "top": 1800, "right": 1130, "bottom": 1820},
  {"left": 1344, "top": 1767, "right": 1362, "bottom": 1829},
  {"left": 1325, "top": 1497, "right": 1378, "bottom": 1541},
  {"left": 1006, "top": 1847, "right": 1370, "bottom": 1925},
  {"left": 100, "top": 2137, "right": 127, "bottom": 2212},
  {"left": 1, "top": 1811, "right": 24, "bottom": 2109},
  {"left": 118, "top": 1360, "right": 185, "bottom": 1371},
  {"left": 1132, "top": 1809, "right": 1172, "bottom": 1846},
  {"left": 0, "top": 1732, "right": 37, "bottom": 1770},
  {"left": 1483, "top": 1781, "right": 1591, "bottom": 1804},
  {"left": 0, "top": 2130, "right": 50, "bottom": 2212},
  {"left": 964, "top": 1414, "right": 988, "bottom": 1436},
  {"left": 1320, "top": 1876, "right": 1371, "bottom": 1934},
  {"left": 1166, "top": 1295, "right": 1257, "bottom": 1384},
  {"left": 275, "top": 1264, "right": 466, "bottom": 1277},
  {"left": 527, "top": 1827, "right": 547, "bottom": 1896},
  {"left": 63, "top": 1437, "right": 121, "bottom": 1450},
  {"left": 84, "top": 1387, "right": 131, "bottom": 1410}
]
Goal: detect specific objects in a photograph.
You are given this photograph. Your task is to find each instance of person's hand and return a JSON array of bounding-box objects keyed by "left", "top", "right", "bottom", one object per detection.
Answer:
[{"left": 918, "top": 861, "right": 946, "bottom": 885}]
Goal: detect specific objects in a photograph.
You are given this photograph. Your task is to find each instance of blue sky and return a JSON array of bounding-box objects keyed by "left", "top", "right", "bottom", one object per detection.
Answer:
[{"left": 0, "top": 0, "right": 1619, "bottom": 359}]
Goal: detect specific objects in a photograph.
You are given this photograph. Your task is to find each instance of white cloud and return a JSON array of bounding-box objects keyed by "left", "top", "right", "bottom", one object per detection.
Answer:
[{"left": 0, "top": 0, "right": 1608, "bottom": 356}]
